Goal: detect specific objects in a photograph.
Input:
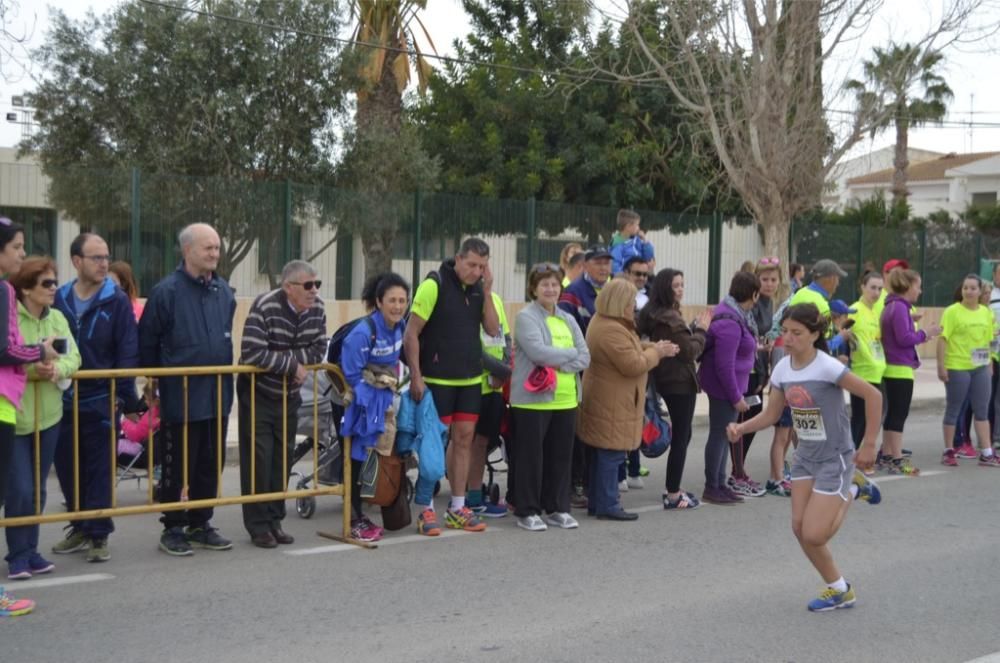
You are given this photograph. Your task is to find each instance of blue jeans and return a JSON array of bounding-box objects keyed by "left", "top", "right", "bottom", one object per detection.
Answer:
[
  {"left": 5, "top": 424, "right": 60, "bottom": 564},
  {"left": 588, "top": 448, "right": 625, "bottom": 515},
  {"left": 54, "top": 405, "right": 115, "bottom": 539}
]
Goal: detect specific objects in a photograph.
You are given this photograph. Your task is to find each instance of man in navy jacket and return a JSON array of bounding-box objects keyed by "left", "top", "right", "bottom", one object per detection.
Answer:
[
  {"left": 140, "top": 223, "right": 237, "bottom": 556},
  {"left": 51, "top": 233, "right": 139, "bottom": 563}
]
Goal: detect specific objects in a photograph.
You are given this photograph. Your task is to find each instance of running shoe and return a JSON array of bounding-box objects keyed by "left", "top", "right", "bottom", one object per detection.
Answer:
[
  {"left": 886, "top": 458, "right": 920, "bottom": 476},
  {"left": 475, "top": 500, "right": 509, "bottom": 518},
  {"left": 638, "top": 466, "right": 651, "bottom": 477},
  {"left": 86, "top": 538, "right": 110, "bottom": 563},
  {"left": 852, "top": 470, "right": 881, "bottom": 505},
  {"left": 51, "top": 526, "right": 87, "bottom": 554},
  {"left": 941, "top": 449, "right": 959, "bottom": 467},
  {"left": 663, "top": 492, "right": 701, "bottom": 510},
  {"left": 807, "top": 585, "right": 856, "bottom": 612},
  {"left": 186, "top": 527, "right": 233, "bottom": 551},
  {"left": 979, "top": 453, "right": 1000, "bottom": 467},
  {"left": 6, "top": 560, "right": 31, "bottom": 581},
  {"left": 544, "top": 512, "right": 579, "bottom": 529},
  {"left": 765, "top": 479, "right": 791, "bottom": 497},
  {"left": 416, "top": 508, "right": 441, "bottom": 537},
  {"left": 27, "top": 554, "right": 54, "bottom": 575},
  {"left": 626, "top": 476, "right": 645, "bottom": 489},
  {"left": 445, "top": 506, "right": 487, "bottom": 532},
  {"left": 0, "top": 587, "right": 34, "bottom": 617},
  {"left": 516, "top": 515, "right": 547, "bottom": 532},
  {"left": 350, "top": 517, "right": 383, "bottom": 542},
  {"left": 729, "top": 477, "right": 765, "bottom": 498},
  {"left": 901, "top": 448, "right": 913, "bottom": 457},
  {"left": 956, "top": 443, "right": 978, "bottom": 459}
]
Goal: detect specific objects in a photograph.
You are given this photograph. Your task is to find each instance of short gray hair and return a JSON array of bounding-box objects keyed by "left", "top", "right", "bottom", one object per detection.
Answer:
[
  {"left": 178, "top": 223, "right": 217, "bottom": 249},
  {"left": 281, "top": 260, "right": 317, "bottom": 283}
]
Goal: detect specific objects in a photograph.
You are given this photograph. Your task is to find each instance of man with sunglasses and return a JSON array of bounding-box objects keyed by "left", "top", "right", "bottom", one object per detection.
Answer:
[
  {"left": 623, "top": 256, "right": 651, "bottom": 311},
  {"left": 51, "top": 233, "right": 140, "bottom": 563},
  {"left": 236, "top": 260, "right": 327, "bottom": 548},
  {"left": 139, "top": 223, "right": 237, "bottom": 556}
]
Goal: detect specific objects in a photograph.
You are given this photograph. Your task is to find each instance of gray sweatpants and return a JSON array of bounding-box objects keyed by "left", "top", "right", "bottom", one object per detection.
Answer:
[
  {"left": 944, "top": 366, "right": 991, "bottom": 426},
  {"left": 705, "top": 397, "right": 738, "bottom": 489}
]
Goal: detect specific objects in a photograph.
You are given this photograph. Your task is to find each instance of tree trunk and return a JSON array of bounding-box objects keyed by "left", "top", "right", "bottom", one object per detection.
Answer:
[
  {"left": 360, "top": 224, "right": 393, "bottom": 282},
  {"left": 892, "top": 116, "right": 910, "bottom": 207},
  {"left": 760, "top": 215, "right": 791, "bottom": 270}
]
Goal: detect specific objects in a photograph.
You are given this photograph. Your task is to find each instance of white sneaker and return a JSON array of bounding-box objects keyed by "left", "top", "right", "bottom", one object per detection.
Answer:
[
  {"left": 516, "top": 515, "right": 547, "bottom": 532},
  {"left": 544, "top": 512, "right": 579, "bottom": 529},
  {"left": 626, "top": 476, "right": 645, "bottom": 489},
  {"left": 618, "top": 480, "right": 629, "bottom": 493}
]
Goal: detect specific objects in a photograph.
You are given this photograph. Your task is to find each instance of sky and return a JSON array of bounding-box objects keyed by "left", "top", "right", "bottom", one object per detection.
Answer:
[{"left": 3, "top": 0, "right": 1000, "bottom": 163}]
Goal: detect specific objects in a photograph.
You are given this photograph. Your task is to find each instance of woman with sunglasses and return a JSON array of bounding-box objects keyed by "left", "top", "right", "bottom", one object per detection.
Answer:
[
  {"left": 510, "top": 263, "right": 589, "bottom": 531},
  {"left": 937, "top": 274, "right": 999, "bottom": 467},
  {"left": 0, "top": 219, "right": 60, "bottom": 617},
  {"left": 4, "top": 258, "right": 81, "bottom": 581}
]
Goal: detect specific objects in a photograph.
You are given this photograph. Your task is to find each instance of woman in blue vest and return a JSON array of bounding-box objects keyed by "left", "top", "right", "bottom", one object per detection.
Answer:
[{"left": 341, "top": 273, "right": 409, "bottom": 543}]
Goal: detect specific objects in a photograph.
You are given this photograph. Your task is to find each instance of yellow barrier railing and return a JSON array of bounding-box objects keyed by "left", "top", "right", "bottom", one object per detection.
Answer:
[{"left": 0, "top": 363, "right": 369, "bottom": 548}]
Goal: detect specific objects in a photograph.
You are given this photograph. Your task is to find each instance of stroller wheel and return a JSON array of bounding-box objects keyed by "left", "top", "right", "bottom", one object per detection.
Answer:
[
  {"left": 406, "top": 477, "right": 415, "bottom": 504},
  {"left": 488, "top": 482, "right": 500, "bottom": 505},
  {"left": 296, "top": 496, "right": 316, "bottom": 519}
]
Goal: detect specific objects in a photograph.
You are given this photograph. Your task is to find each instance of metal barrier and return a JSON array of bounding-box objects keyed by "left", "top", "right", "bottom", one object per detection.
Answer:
[{"left": 0, "top": 363, "right": 369, "bottom": 548}]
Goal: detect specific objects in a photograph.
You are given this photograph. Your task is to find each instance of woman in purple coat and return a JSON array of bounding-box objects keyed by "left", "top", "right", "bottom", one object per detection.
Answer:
[{"left": 698, "top": 271, "right": 760, "bottom": 505}]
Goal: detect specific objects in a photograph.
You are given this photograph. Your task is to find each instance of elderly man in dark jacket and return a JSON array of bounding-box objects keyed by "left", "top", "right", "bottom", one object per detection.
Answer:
[{"left": 140, "top": 223, "right": 237, "bottom": 556}]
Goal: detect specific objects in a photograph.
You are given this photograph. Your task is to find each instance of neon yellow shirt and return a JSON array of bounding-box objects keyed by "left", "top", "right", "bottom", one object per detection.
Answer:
[
  {"left": 411, "top": 278, "right": 481, "bottom": 388},
  {"left": 848, "top": 298, "right": 886, "bottom": 384},
  {"left": 790, "top": 286, "right": 831, "bottom": 318},
  {"left": 941, "top": 302, "right": 994, "bottom": 371},
  {"left": 515, "top": 316, "right": 577, "bottom": 411},
  {"left": 0, "top": 395, "right": 14, "bottom": 424},
  {"left": 481, "top": 292, "right": 510, "bottom": 395}
]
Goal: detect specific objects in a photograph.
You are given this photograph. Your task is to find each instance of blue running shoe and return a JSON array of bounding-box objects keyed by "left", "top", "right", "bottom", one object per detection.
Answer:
[
  {"left": 808, "top": 585, "right": 856, "bottom": 612},
  {"left": 852, "top": 470, "right": 881, "bottom": 505},
  {"left": 476, "top": 501, "right": 509, "bottom": 518}
]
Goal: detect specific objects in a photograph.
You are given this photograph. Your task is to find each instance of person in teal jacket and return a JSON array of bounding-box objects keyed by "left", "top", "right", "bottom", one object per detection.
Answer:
[{"left": 4, "top": 257, "right": 81, "bottom": 580}]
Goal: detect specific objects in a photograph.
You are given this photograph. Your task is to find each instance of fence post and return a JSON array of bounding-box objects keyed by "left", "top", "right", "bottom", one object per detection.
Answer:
[
  {"left": 857, "top": 223, "right": 865, "bottom": 278},
  {"left": 130, "top": 167, "right": 141, "bottom": 270},
  {"left": 412, "top": 189, "right": 423, "bottom": 289},
  {"left": 525, "top": 198, "right": 536, "bottom": 299},
  {"left": 283, "top": 179, "right": 293, "bottom": 265},
  {"left": 707, "top": 211, "right": 722, "bottom": 305}
]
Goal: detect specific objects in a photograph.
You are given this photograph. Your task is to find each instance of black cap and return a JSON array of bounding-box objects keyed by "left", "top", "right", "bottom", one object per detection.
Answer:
[{"left": 585, "top": 246, "right": 612, "bottom": 261}]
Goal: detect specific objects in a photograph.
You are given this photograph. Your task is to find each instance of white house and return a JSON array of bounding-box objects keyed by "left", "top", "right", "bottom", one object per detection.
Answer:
[
  {"left": 824, "top": 145, "right": 943, "bottom": 211},
  {"left": 844, "top": 151, "right": 1000, "bottom": 218}
]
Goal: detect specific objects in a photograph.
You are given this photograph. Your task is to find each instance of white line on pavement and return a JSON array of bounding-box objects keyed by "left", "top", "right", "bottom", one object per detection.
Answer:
[
  {"left": 285, "top": 528, "right": 472, "bottom": 556},
  {"left": 876, "top": 469, "right": 945, "bottom": 482},
  {"left": 963, "top": 653, "right": 1000, "bottom": 663},
  {"left": 13, "top": 573, "right": 115, "bottom": 590}
]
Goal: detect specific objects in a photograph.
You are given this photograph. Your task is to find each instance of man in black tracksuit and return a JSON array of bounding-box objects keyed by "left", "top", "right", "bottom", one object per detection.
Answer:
[{"left": 139, "top": 223, "right": 236, "bottom": 557}]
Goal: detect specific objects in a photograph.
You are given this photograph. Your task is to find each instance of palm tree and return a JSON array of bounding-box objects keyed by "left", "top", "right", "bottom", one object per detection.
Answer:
[
  {"left": 345, "top": 0, "right": 437, "bottom": 278},
  {"left": 846, "top": 43, "right": 953, "bottom": 208}
]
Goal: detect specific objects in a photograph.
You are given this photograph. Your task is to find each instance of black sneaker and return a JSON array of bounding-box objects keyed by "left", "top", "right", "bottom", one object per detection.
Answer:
[
  {"left": 186, "top": 527, "right": 233, "bottom": 551},
  {"left": 159, "top": 528, "right": 193, "bottom": 557}
]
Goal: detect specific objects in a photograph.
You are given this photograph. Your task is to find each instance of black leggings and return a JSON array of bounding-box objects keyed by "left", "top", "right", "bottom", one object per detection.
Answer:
[
  {"left": 351, "top": 458, "right": 363, "bottom": 520},
  {"left": 660, "top": 392, "right": 698, "bottom": 494},
  {"left": 850, "top": 382, "right": 884, "bottom": 449},
  {"left": 883, "top": 377, "right": 914, "bottom": 433}
]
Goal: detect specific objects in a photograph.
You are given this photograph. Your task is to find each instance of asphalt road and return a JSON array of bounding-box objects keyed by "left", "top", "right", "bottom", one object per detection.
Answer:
[{"left": 4, "top": 410, "right": 1000, "bottom": 663}]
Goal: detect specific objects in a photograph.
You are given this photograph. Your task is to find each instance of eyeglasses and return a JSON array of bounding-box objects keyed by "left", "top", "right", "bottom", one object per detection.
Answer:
[
  {"left": 39, "top": 279, "right": 58, "bottom": 289},
  {"left": 629, "top": 271, "right": 650, "bottom": 279},
  {"left": 290, "top": 280, "right": 322, "bottom": 291},
  {"left": 532, "top": 263, "right": 560, "bottom": 274},
  {"left": 758, "top": 256, "right": 780, "bottom": 265},
  {"left": 82, "top": 255, "right": 111, "bottom": 263}
]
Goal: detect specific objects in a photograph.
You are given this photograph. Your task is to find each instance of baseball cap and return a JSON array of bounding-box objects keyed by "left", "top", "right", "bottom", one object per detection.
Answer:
[
  {"left": 882, "top": 258, "right": 910, "bottom": 273},
  {"left": 585, "top": 246, "right": 612, "bottom": 261},
  {"left": 829, "top": 299, "right": 857, "bottom": 315},
  {"left": 811, "top": 259, "right": 848, "bottom": 279}
]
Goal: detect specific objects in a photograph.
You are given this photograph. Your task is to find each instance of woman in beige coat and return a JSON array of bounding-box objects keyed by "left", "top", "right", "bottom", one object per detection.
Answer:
[{"left": 578, "top": 279, "right": 677, "bottom": 520}]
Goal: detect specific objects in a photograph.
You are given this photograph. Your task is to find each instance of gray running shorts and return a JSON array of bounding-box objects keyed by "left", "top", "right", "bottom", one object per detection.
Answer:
[{"left": 790, "top": 450, "right": 854, "bottom": 502}]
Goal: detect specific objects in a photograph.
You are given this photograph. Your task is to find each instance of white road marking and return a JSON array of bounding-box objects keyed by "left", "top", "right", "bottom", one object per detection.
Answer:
[
  {"left": 963, "top": 653, "right": 1000, "bottom": 663},
  {"left": 876, "top": 469, "right": 945, "bottom": 482},
  {"left": 13, "top": 572, "right": 114, "bottom": 590},
  {"left": 285, "top": 528, "right": 473, "bottom": 556}
]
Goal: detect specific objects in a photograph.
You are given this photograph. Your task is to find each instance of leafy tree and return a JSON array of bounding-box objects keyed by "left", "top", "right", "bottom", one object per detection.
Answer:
[
  {"left": 846, "top": 43, "right": 953, "bottom": 207},
  {"left": 20, "top": 0, "right": 347, "bottom": 284},
  {"left": 413, "top": 0, "right": 738, "bottom": 244}
]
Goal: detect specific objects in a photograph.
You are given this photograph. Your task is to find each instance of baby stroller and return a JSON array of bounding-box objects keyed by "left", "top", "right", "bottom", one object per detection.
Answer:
[{"left": 290, "top": 365, "right": 347, "bottom": 519}]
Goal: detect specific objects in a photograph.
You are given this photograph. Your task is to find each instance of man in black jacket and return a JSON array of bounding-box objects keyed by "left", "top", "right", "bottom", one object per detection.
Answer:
[{"left": 139, "top": 223, "right": 237, "bottom": 556}]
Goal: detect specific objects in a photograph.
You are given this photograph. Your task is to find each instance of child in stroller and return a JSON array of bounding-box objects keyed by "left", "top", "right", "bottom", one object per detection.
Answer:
[{"left": 117, "top": 378, "right": 161, "bottom": 488}]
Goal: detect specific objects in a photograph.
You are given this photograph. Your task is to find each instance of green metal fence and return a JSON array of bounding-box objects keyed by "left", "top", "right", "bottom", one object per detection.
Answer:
[{"left": 0, "top": 162, "right": 991, "bottom": 307}]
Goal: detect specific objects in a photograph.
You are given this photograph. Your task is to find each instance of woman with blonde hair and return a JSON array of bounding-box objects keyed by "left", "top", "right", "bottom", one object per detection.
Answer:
[{"left": 577, "top": 279, "right": 677, "bottom": 520}]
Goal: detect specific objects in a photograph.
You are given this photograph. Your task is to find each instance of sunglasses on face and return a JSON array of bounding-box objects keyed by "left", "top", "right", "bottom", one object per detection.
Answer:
[
  {"left": 629, "top": 271, "right": 649, "bottom": 279},
  {"left": 291, "top": 280, "right": 322, "bottom": 291},
  {"left": 39, "top": 279, "right": 58, "bottom": 289},
  {"left": 533, "top": 263, "right": 560, "bottom": 274}
]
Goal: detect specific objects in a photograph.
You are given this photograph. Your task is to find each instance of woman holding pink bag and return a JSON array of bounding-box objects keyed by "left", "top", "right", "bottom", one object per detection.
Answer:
[{"left": 509, "top": 264, "right": 590, "bottom": 532}]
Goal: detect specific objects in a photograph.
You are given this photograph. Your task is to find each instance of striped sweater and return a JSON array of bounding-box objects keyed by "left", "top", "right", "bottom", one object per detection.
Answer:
[{"left": 239, "top": 289, "right": 328, "bottom": 401}]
